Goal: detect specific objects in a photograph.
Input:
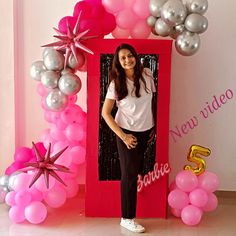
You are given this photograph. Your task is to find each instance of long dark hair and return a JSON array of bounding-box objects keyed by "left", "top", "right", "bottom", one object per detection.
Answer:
[{"left": 109, "top": 43, "right": 148, "bottom": 101}]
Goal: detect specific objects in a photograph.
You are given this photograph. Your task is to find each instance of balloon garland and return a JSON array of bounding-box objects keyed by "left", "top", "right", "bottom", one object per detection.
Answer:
[
  {"left": 0, "top": 0, "right": 210, "bottom": 224},
  {"left": 168, "top": 145, "right": 219, "bottom": 226}
]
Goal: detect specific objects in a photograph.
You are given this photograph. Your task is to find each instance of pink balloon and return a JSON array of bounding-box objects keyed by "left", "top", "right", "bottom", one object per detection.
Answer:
[
  {"left": 176, "top": 170, "right": 198, "bottom": 192},
  {"left": 168, "top": 189, "right": 189, "bottom": 210},
  {"left": 44, "top": 111, "right": 53, "bottom": 123},
  {"left": 14, "top": 147, "right": 33, "bottom": 162},
  {"left": 69, "top": 146, "right": 86, "bottom": 165},
  {"left": 61, "top": 104, "right": 83, "bottom": 124},
  {"left": 34, "top": 175, "right": 56, "bottom": 192},
  {"left": 102, "top": 0, "right": 125, "bottom": 14},
  {"left": 198, "top": 171, "right": 219, "bottom": 193},
  {"left": 202, "top": 193, "right": 218, "bottom": 212},
  {"left": 31, "top": 142, "right": 46, "bottom": 157},
  {"left": 5, "top": 162, "right": 25, "bottom": 175},
  {"left": 50, "top": 111, "right": 61, "bottom": 123},
  {"left": 116, "top": 9, "right": 138, "bottom": 29},
  {"left": 65, "top": 123, "right": 85, "bottom": 142},
  {"left": 67, "top": 164, "right": 79, "bottom": 179},
  {"left": 58, "top": 16, "right": 77, "bottom": 34},
  {"left": 29, "top": 187, "right": 43, "bottom": 202},
  {"left": 181, "top": 205, "right": 203, "bottom": 226},
  {"left": 11, "top": 173, "right": 31, "bottom": 192},
  {"left": 54, "top": 148, "right": 72, "bottom": 167},
  {"left": 15, "top": 190, "right": 32, "bottom": 206},
  {"left": 40, "top": 129, "right": 50, "bottom": 142},
  {"left": 124, "top": 0, "right": 136, "bottom": 8},
  {"left": 36, "top": 82, "right": 48, "bottom": 97},
  {"left": 170, "top": 207, "right": 182, "bottom": 218},
  {"left": 80, "top": 19, "right": 103, "bottom": 37},
  {"left": 68, "top": 95, "right": 78, "bottom": 105},
  {"left": 56, "top": 119, "right": 68, "bottom": 130},
  {"left": 78, "top": 59, "right": 87, "bottom": 72},
  {"left": 130, "top": 20, "right": 151, "bottom": 39},
  {"left": 189, "top": 188, "right": 208, "bottom": 208},
  {"left": 5, "top": 191, "right": 16, "bottom": 206},
  {"left": 132, "top": 0, "right": 150, "bottom": 19},
  {"left": 101, "top": 12, "right": 116, "bottom": 35},
  {"left": 25, "top": 201, "right": 47, "bottom": 224},
  {"left": 112, "top": 26, "right": 130, "bottom": 38},
  {"left": 43, "top": 186, "right": 67, "bottom": 208},
  {"left": 40, "top": 97, "right": 50, "bottom": 111},
  {"left": 64, "top": 179, "right": 79, "bottom": 198},
  {"left": 73, "top": 1, "right": 93, "bottom": 18},
  {"left": 90, "top": 4, "right": 105, "bottom": 18},
  {"left": 50, "top": 126, "right": 66, "bottom": 141},
  {"left": 53, "top": 141, "right": 70, "bottom": 153},
  {"left": 9, "top": 205, "right": 26, "bottom": 223}
]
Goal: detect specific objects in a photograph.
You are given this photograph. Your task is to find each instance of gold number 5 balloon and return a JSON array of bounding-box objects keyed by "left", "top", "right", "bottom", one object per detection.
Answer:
[{"left": 184, "top": 145, "right": 211, "bottom": 175}]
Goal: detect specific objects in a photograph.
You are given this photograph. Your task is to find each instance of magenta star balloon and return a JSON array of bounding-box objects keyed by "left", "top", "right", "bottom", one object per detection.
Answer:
[
  {"left": 42, "top": 11, "right": 96, "bottom": 68},
  {"left": 25, "top": 142, "right": 70, "bottom": 188}
]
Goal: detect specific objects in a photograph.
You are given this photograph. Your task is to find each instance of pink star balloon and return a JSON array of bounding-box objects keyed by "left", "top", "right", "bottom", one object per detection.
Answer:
[
  {"left": 25, "top": 142, "right": 70, "bottom": 188},
  {"left": 42, "top": 11, "right": 96, "bottom": 68}
]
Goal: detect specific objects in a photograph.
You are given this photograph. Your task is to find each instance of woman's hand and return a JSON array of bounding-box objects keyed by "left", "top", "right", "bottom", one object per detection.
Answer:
[{"left": 123, "top": 134, "right": 138, "bottom": 149}]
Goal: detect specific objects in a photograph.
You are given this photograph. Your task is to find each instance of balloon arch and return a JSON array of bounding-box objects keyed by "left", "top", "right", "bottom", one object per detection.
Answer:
[{"left": 0, "top": 0, "right": 214, "bottom": 226}]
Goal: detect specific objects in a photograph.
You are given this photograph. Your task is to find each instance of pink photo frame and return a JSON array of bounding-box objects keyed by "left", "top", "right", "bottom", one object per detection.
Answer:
[{"left": 85, "top": 39, "right": 172, "bottom": 218}]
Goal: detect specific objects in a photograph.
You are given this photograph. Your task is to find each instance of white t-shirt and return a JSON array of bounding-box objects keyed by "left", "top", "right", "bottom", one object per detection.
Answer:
[{"left": 105, "top": 68, "right": 156, "bottom": 132}]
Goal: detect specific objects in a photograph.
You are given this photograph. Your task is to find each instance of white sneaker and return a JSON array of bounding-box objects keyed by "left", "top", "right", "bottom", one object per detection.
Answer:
[{"left": 120, "top": 218, "right": 145, "bottom": 233}]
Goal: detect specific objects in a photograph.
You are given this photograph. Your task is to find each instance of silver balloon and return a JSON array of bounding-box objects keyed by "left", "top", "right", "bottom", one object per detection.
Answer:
[
  {"left": 175, "top": 24, "right": 185, "bottom": 34},
  {"left": 149, "top": 0, "right": 168, "bottom": 17},
  {"left": 41, "top": 71, "right": 60, "bottom": 89},
  {"left": 8, "top": 171, "right": 21, "bottom": 191},
  {"left": 42, "top": 47, "right": 56, "bottom": 59},
  {"left": 58, "top": 73, "right": 82, "bottom": 95},
  {"left": 170, "top": 24, "right": 185, "bottom": 39},
  {"left": 67, "top": 51, "right": 85, "bottom": 70},
  {"left": 175, "top": 30, "right": 200, "bottom": 56},
  {"left": 43, "top": 48, "right": 65, "bottom": 71},
  {"left": 185, "top": 13, "right": 208, "bottom": 33},
  {"left": 161, "top": 0, "right": 187, "bottom": 26},
  {"left": 45, "top": 89, "right": 68, "bottom": 111},
  {"left": 30, "top": 61, "right": 46, "bottom": 81},
  {"left": 147, "top": 15, "right": 157, "bottom": 28},
  {"left": 61, "top": 68, "right": 74, "bottom": 75},
  {"left": 0, "top": 186, "right": 9, "bottom": 203},
  {"left": 154, "top": 18, "right": 173, "bottom": 36},
  {"left": 186, "top": 0, "right": 208, "bottom": 15},
  {"left": 0, "top": 175, "right": 9, "bottom": 187}
]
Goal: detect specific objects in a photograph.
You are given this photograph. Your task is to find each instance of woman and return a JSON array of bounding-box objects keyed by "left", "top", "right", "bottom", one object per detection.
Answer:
[{"left": 101, "top": 43, "right": 156, "bottom": 233}]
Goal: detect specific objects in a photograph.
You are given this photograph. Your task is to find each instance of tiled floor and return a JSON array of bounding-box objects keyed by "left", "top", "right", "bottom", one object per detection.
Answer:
[{"left": 0, "top": 188, "right": 235, "bottom": 236}]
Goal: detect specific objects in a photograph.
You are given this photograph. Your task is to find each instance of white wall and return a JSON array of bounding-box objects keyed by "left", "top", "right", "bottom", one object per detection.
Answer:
[{"left": 0, "top": 0, "right": 235, "bottom": 190}]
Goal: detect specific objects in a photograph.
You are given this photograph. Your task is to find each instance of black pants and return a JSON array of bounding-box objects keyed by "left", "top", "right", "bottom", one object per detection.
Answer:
[{"left": 116, "top": 128, "right": 152, "bottom": 219}]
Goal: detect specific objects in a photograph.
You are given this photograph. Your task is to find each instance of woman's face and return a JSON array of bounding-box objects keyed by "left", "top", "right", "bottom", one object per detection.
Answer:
[{"left": 118, "top": 49, "right": 136, "bottom": 71}]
